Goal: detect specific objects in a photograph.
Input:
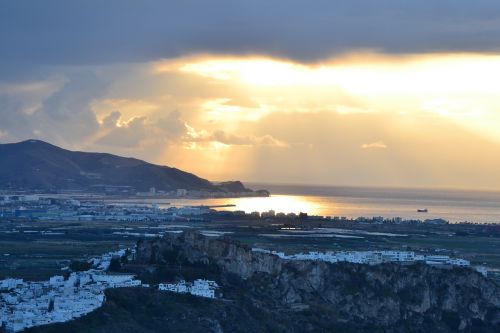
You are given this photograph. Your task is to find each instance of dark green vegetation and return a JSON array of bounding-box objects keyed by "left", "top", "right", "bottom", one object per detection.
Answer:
[
  {"left": 1, "top": 212, "right": 499, "bottom": 332},
  {"left": 26, "top": 286, "right": 499, "bottom": 333},
  {"left": 0, "top": 139, "right": 216, "bottom": 191},
  {"left": 1, "top": 216, "right": 499, "bottom": 281},
  {"left": 26, "top": 287, "right": 298, "bottom": 333},
  {"left": 26, "top": 231, "right": 500, "bottom": 333},
  {"left": 0, "top": 220, "right": 137, "bottom": 280},
  {"left": 68, "top": 260, "right": 92, "bottom": 272}
]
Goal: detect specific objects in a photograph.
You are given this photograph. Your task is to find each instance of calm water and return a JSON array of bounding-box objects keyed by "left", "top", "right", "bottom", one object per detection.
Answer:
[{"left": 118, "top": 184, "right": 500, "bottom": 224}]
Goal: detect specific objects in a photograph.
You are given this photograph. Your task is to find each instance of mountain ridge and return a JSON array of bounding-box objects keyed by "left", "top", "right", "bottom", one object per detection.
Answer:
[{"left": 0, "top": 139, "right": 233, "bottom": 193}]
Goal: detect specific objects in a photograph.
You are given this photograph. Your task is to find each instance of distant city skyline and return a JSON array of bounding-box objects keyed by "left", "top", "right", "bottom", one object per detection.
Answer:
[{"left": 2, "top": 1, "right": 500, "bottom": 190}]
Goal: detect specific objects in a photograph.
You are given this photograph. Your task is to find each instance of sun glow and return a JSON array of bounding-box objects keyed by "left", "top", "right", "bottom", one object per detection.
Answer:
[
  {"left": 227, "top": 195, "right": 322, "bottom": 215},
  {"left": 156, "top": 53, "right": 500, "bottom": 142},
  {"left": 172, "top": 54, "right": 500, "bottom": 94},
  {"left": 179, "top": 59, "right": 316, "bottom": 86}
]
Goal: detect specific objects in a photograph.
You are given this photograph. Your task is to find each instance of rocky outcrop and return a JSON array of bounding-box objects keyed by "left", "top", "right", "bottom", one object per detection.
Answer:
[
  {"left": 136, "top": 231, "right": 500, "bottom": 332},
  {"left": 137, "top": 230, "right": 284, "bottom": 278}
]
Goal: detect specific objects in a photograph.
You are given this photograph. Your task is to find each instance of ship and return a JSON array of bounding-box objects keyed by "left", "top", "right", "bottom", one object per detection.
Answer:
[{"left": 417, "top": 208, "right": 428, "bottom": 213}]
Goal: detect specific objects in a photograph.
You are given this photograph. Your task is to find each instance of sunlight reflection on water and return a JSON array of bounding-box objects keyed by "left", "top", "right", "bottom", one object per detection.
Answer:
[
  {"left": 156, "top": 195, "right": 325, "bottom": 215},
  {"left": 223, "top": 195, "right": 322, "bottom": 215},
  {"left": 116, "top": 191, "right": 500, "bottom": 224}
]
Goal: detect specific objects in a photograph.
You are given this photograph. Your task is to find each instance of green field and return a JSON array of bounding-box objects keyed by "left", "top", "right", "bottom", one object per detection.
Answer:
[{"left": 1, "top": 217, "right": 499, "bottom": 281}]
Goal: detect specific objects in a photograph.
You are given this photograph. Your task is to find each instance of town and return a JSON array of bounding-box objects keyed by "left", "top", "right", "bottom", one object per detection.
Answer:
[
  {"left": 0, "top": 193, "right": 214, "bottom": 222},
  {"left": 0, "top": 237, "right": 479, "bottom": 332},
  {"left": 0, "top": 248, "right": 143, "bottom": 332},
  {"left": 0, "top": 222, "right": 498, "bottom": 332},
  {"left": 0, "top": 239, "right": 220, "bottom": 333},
  {"left": 159, "top": 279, "right": 219, "bottom": 299},
  {"left": 2, "top": 193, "right": 499, "bottom": 227},
  {"left": 1, "top": 192, "right": 499, "bottom": 331},
  {"left": 251, "top": 248, "right": 490, "bottom": 276}
]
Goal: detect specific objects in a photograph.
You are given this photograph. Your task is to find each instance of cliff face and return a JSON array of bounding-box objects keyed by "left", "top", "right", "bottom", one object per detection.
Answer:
[
  {"left": 137, "top": 231, "right": 500, "bottom": 332},
  {"left": 137, "top": 230, "right": 283, "bottom": 278}
]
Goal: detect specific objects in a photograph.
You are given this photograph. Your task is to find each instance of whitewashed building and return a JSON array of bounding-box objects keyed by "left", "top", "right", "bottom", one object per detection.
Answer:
[{"left": 159, "top": 279, "right": 219, "bottom": 299}]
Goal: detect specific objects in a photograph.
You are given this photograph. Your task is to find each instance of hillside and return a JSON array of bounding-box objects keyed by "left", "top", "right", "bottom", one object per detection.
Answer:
[
  {"left": 27, "top": 232, "right": 500, "bottom": 333},
  {"left": 0, "top": 139, "right": 217, "bottom": 192}
]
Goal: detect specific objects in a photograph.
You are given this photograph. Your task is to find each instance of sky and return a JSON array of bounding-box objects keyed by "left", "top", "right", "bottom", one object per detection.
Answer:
[{"left": 2, "top": 1, "right": 500, "bottom": 190}]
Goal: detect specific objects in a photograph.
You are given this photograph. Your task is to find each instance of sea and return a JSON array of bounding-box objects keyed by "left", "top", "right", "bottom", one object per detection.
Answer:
[{"left": 116, "top": 184, "right": 500, "bottom": 224}]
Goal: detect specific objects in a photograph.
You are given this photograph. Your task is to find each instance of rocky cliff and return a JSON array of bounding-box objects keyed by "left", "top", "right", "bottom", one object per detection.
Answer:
[{"left": 135, "top": 231, "right": 500, "bottom": 332}]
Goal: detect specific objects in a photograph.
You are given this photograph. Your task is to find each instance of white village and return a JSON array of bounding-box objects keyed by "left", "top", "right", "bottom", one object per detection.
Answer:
[
  {"left": 0, "top": 246, "right": 219, "bottom": 332},
  {"left": 0, "top": 238, "right": 487, "bottom": 332},
  {"left": 251, "top": 248, "right": 490, "bottom": 275}
]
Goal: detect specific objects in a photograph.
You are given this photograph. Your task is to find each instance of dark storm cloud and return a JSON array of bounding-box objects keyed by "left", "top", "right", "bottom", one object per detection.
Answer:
[{"left": 1, "top": 0, "right": 500, "bottom": 76}]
